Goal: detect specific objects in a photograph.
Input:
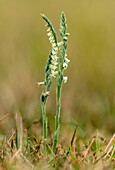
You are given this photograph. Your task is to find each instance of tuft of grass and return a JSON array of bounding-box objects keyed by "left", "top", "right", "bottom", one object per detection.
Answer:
[{"left": 0, "top": 119, "right": 114, "bottom": 169}]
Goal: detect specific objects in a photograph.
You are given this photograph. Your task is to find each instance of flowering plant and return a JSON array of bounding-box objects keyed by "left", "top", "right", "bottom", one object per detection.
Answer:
[{"left": 38, "top": 12, "right": 70, "bottom": 155}]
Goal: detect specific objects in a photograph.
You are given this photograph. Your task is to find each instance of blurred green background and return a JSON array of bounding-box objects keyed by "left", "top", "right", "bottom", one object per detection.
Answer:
[{"left": 0, "top": 0, "right": 115, "bottom": 137}]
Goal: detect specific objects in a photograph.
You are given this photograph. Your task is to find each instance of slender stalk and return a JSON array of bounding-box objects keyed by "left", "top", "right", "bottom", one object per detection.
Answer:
[
  {"left": 40, "top": 14, "right": 58, "bottom": 155},
  {"left": 53, "top": 82, "right": 62, "bottom": 153},
  {"left": 53, "top": 12, "right": 69, "bottom": 154},
  {"left": 41, "top": 96, "right": 47, "bottom": 155}
]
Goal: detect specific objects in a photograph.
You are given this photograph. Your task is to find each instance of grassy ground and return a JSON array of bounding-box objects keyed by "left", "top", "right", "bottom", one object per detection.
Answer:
[
  {"left": 0, "top": 0, "right": 115, "bottom": 169},
  {"left": 0, "top": 115, "right": 115, "bottom": 169}
]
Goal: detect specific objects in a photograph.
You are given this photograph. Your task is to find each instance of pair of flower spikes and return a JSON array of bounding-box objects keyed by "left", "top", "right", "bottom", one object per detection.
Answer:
[{"left": 38, "top": 12, "right": 70, "bottom": 96}]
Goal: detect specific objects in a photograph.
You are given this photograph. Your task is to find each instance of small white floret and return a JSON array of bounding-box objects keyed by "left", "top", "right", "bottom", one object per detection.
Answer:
[
  {"left": 63, "top": 36, "right": 68, "bottom": 41},
  {"left": 63, "top": 62, "right": 68, "bottom": 69},
  {"left": 37, "top": 81, "right": 45, "bottom": 87},
  {"left": 43, "top": 91, "right": 50, "bottom": 96},
  {"left": 54, "top": 46, "right": 58, "bottom": 51},
  {"left": 65, "top": 53, "right": 67, "bottom": 57},
  {"left": 47, "top": 28, "right": 51, "bottom": 32},
  {"left": 52, "top": 43, "right": 57, "bottom": 47},
  {"left": 52, "top": 50, "right": 57, "bottom": 55},
  {"left": 50, "top": 64, "right": 57, "bottom": 70},
  {"left": 47, "top": 32, "right": 52, "bottom": 36},
  {"left": 49, "top": 36, "right": 54, "bottom": 41},
  {"left": 51, "top": 70, "right": 58, "bottom": 77},
  {"left": 66, "top": 33, "right": 70, "bottom": 36},
  {"left": 51, "top": 60, "right": 58, "bottom": 66},
  {"left": 52, "top": 55, "right": 58, "bottom": 61},
  {"left": 63, "top": 76, "right": 68, "bottom": 83},
  {"left": 65, "top": 58, "right": 70, "bottom": 64},
  {"left": 58, "top": 42, "right": 63, "bottom": 47},
  {"left": 50, "top": 39, "right": 55, "bottom": 43}
]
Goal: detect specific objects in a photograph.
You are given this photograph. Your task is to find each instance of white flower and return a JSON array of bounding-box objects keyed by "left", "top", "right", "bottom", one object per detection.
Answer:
[
  {"left": 50, "top": 64, "right": 57, "bottom": 70},
  {"left": 43, "top": 91, "right": 50, "bottom": 97},
  {"left": 58, "top": 42, "right": 63, "bottom": 47},
  {"left": 37, "top": 81, "right": 45, "bottom": 87},
  {"left": 63, "top": 62, "right": 68, "bottom": 69},
  {"left": 63, "top": 36, "right": 68, "bottom": 41},
  {"left": 54, "top": 46, "right": 58, "bottom": 51},
  {"left": 63, "top": 76, "right": 68, "bottom": 83},
  {"left": 50, "top": 39, "right": 55, "bottom": 43},
  {"left": 51, "top": 60, "right": 58, "bottom": 66},
  {"left": 52, "top": 43, "right": 57, "bottom": 47},
  {"left": 52, "top": 50, "right": 58, "bottom": 55},
  {"left": 47, "top": 28, "right": 51, "bottom": 32},
  {"left": 66, "top": 33, "right": 70, "bottom": 36},
  {"left": 47, "top": 32, "right": 52, "bottom": 36},
  {"left": 62, "top": 57, "right": 70, "bottom": 69},
  {"left": 52, "top": 55, "right": 58, "bottom": 61},
  {"left": 65, "top": 58, "right": 70, "bottom": 64},
  {"left": 51, "top": 70, "right": 58, "bottom": 77},
  {"left": 49, "top": 36, "right": 54, "bottom": 41}
]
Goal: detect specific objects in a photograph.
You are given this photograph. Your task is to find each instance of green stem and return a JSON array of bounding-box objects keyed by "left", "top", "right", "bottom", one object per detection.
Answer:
[
  {"left": 41, "top": 97, "right": 47, "bottom": 156},
  {"left": 53, "top": 82, "right": 62, "bottom": 153}
]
